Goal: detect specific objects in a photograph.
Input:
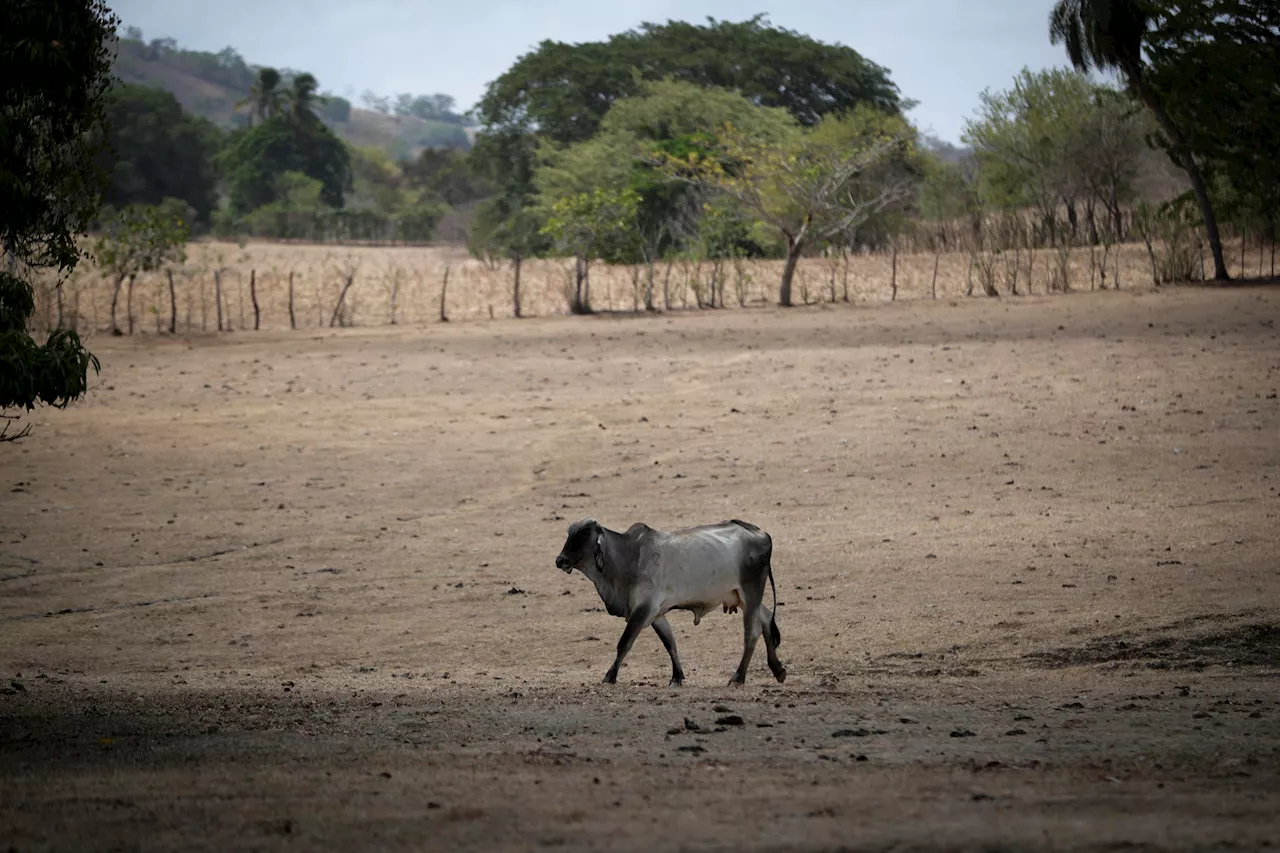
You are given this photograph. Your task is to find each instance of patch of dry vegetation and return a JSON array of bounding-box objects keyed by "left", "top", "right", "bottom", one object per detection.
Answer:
[{"left": 26, "top": 239, "right": 1210, "bottom": 337}]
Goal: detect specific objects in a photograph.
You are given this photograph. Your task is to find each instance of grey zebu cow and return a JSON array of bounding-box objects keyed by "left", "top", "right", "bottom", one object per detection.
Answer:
[{"left": 555, "top": 517, "right": 786, "bottom": 686}]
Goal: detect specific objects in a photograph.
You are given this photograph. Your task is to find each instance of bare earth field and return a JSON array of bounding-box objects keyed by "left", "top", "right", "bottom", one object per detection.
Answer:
[{"left": 3, "top": 284, "right": 1280, "bottom": 852}]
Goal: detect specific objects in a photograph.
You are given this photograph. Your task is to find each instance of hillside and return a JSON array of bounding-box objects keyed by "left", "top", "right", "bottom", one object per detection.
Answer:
[{"left": 111, "top": 34, "right": 475, "bottom": 159}]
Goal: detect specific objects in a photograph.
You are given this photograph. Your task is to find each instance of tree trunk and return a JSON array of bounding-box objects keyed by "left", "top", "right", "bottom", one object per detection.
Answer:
[
  {"left": 662, "top": 258, "right": 673, "bottom": 311},
  {"left": 330, "top": 271, "right": 355, "bottom": 327},
  {"left": 890, "top": 244, "right": 898, "bottom": 301},
  {"left": 1133, "top": 74, "right": 1229, "bottom": 281},
  {"left": 1271, "top": 221, "right": 1276, "bottom": 278},
  {"left": 1142, "top": 229, "right": 1159, "bottom": 286},
  {"left": 214, "top": 270, "right": 224, "bottom": 331},
  {"left": 250, "top": 269, "right": 260, "bottom": 330},
  {"left": 779, "top": 238, "right": 803, "bottom": 307},
  {"left": 288, "top": 271, "right": 296, "bottom": 329},
  {"left": 931, "top": 251, "right": 940, "bottom": 299},
  {"left": 167, "top": 269, "right": 177, "bottom": 334},
  {"left": 645, "top": 258, "right": 656, "bottom": 311},
  {"left": 439, "top": 265, "right": 450, "bottom": 322},
  {"left": 841, "top": 248, "right": 850, "bottom": 302},
  {"left": 512, "top": 254, "right": 522, "bottom": 318},
  {"left": 126, "top": 273, "right": 136, "bottom": 335},
  {"left": 1240, "top": 226, "right": 1247, "bottom": 278}
]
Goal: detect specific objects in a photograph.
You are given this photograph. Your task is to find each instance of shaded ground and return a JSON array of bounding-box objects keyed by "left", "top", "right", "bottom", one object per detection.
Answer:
[{"left": 3, "top": 285, "right": 1280, "bottom": 851}]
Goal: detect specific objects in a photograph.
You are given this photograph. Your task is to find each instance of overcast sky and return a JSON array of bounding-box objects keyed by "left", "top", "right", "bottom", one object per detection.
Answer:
[{"left": 107, "top": 0, "right": 1072, "bottom": 143}]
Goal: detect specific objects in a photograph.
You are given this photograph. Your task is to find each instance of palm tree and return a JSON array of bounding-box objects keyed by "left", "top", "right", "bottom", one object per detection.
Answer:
[
  {"left": 1050, "top": 0, "right": 1229, "bottom": 280},
  {"left": 235, "top": 67, "right": 284, "bottom": 127},
  {"left": 287, "top": 72, "right": 325, "bottom": 123}
]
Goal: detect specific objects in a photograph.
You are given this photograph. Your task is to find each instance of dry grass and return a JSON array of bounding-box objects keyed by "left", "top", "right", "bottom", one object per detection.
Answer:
[
  {"left": 26, "top": 236, "right": 1265, "bottom": 338},
  {"left": 3, "top": 285, "right": 1279, "bottom": 851}
]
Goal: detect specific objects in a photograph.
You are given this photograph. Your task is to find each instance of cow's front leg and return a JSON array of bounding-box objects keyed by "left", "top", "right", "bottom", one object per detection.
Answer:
[
  {"left": 651, "top": 615, "right": 684, "bottom": 686},
  {"left": 603, "top": 604, "right": 658, "bottom": 684}
]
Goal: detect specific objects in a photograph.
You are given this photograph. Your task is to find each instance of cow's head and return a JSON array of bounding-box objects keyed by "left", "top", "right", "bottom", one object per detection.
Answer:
[{"left": 556, "top": 517, "right": 600, "bottom": 574}]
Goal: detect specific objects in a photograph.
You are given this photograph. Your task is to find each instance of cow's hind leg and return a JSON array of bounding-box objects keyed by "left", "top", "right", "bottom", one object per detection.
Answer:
[
  {"left": 652, "top": 616, "right": 684, "bottom": 686},
  {"left": 730, "top": 582, "right": 766, "bottom": 686},
  {"left": 604, "top": 604, "right": 658, "bottom": 684},
  {"left": 758, "top": 605, "right": 786, "bottom": 683},
  {"left": 730, "top": 601, "right": 763, "bottom": 686}
]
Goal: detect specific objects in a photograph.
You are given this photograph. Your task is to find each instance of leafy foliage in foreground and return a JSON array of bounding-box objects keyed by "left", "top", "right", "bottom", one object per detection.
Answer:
[{"left": 1, "top": 0, "right": 115, "bottom": 420}]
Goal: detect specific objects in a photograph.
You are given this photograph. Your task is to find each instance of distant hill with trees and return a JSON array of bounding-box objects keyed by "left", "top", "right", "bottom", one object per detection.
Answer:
[{"left": 111, "top": 28, "right": 474, "bottom": 160}]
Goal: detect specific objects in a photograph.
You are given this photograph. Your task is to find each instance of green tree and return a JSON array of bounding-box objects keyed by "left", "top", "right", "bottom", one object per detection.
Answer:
[
  {"left": 94, "top": 201, "right": 190, "bottom": 335},
  {"left": 477, "top": 14, "right": 905, "bottom": 146},
  {"left": 242, "top": 171, "right": 326, "bottom": 239},
  {"left": 964, "top": 71, "right": 1072, "bottom": 235},
  {"left": 660, "top": 107, "right": 922, "bottom": 306},
  {"left": 1, "top": 0, "right": 117, "bottom": 434},
  {"left": 100, "top": 84, "right": 223, "bottom": 225},
  {"left": 963, "top": 68, "right": 1141, "bottom": 245},
  {"left": 218, "top": 114, "right": 351, "bottom": 215},
  {"left": 536, "top": 79, "right": 795, "bottom": 263},
  {"left": 541, "top": 188, "right": 641, "bottom": 313},
  {"left": 1144, "top": 1, "right": 1280, "bottom": 255},
  {"left": 468, "top": 191, "right": 550, "bottom": 318},
  {"left": 317, "top": 95, "right": 351, "bottom": 123},
  {"left": 287, "top": 72, "right": 324, "bottom": 123},
  {"left": 1050, "top": 0, "right": 1230, "bottom": 279},
  {"left": 404, "top": 148, "right": 489, "bottom": 206},
  {"left": 236, "top": 67, "right": 284, "bottom": 126}
]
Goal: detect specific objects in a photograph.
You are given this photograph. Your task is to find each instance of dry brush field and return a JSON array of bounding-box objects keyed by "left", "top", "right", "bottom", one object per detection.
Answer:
[
  {"left": 25, "top": 240, "right": 1203, "bottom": 335},
  {"left": 3, "top": 273, "right": 1280, "bottom": 852}
]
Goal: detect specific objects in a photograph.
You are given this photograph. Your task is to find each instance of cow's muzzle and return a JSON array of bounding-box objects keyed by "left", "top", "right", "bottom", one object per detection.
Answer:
[{"left": 555, "top": 554, "right": 572, "bottom": 573}]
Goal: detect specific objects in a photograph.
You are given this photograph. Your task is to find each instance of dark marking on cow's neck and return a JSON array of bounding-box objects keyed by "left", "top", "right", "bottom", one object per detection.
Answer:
[{"left": 581, "top": 525, "right": 647, "bottom": 618}]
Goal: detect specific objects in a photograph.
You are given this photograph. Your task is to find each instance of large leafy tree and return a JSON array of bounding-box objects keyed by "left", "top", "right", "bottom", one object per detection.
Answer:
[
  {"left": 476, "top": 15, "right": 905, "bottom": 147},
  {"left": 535, "top": 80, "right": 795, "bottom": 262},
  {"left": 540, "top": 188, "right": 641, "bottom": 313},
  {"left": 1, "top": 0, "right": 117, "bottom": 434},
  {"left": 659, "top": 106, "right": 923, "bottom": 306},
  {"left": 1144, "top": 1, "right": 1280, "bottom": 246},
  {"left": 404, "top": 148, "right": 490, "bottom": 207},
  {"left": 1049, "top": 0, "right": 1230, "bottom": 280},
  {"left": 218, "top": 113, "right": 351, "bottom": 214},
  {"left": 963, "top": 68, "right": 1142, "bottom": 244},
  {"left": 100, "top": 84, "right": 223, "bottom": 224}
]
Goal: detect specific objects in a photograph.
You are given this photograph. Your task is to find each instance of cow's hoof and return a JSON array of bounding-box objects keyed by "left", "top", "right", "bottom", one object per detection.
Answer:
[
  {"left": 774, "top": 667, "right": 787, "bottom": 684},
  {"left": 668, "top": 677, "right": 684, "bottom": 688},
  {"left": 602, "top": 671, "right": 618, "bottom": 684},
  {"left": 728, "top": 677, "right": 745, "bottom": 688}
]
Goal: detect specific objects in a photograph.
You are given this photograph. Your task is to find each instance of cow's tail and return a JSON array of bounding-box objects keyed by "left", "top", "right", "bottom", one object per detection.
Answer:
[{"left": 767, "top": 561, "right": 781, "bottom": 648}]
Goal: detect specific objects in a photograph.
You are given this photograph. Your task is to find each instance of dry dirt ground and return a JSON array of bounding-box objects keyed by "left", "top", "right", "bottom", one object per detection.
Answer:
[{"left": 3, "top": 284, "right": 1280, "bottom": 852}]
